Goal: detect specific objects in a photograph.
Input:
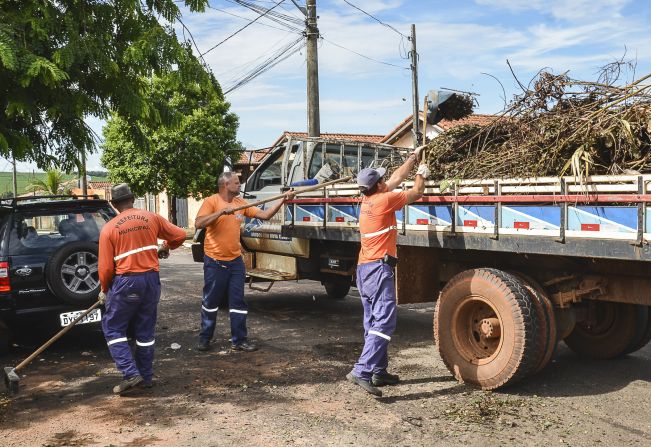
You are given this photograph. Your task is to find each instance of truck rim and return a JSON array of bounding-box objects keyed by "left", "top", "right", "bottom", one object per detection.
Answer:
[{"left": 451, "top": 295, "right": 504, "bottom": 366}]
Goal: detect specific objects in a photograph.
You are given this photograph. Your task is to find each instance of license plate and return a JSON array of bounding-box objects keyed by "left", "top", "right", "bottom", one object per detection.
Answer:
[{"left": 59, "top": 309, "right": 102, "bottom": 327}]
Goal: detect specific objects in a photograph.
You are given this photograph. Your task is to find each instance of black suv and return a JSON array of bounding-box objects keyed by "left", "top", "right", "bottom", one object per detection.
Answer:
[{"left": 0, "top": 195, "right": 117, "bottom": 353}]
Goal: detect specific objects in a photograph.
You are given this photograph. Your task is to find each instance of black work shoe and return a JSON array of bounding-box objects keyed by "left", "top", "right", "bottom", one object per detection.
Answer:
[
  {"left": 346, "top": 372, "right": 382, "bottom": 397},
  {"left": 196, "top": 340, "right": 211, "bottom": 352},
  {"left": 140, "top": 379, "right": 154, "bottom": 389},
  {"left": 231, "top": 341, "right": 258, "bottom": 352},
  {"left": 113, "top": 375, "right": 143, "bottom": 395},
  {"left": 371, "top": 371, "right": 400, "bottom": 387}
]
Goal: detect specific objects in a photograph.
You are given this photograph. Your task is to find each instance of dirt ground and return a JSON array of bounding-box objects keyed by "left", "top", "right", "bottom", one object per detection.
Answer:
[{"left": 1, "top": 248, "right": 650, "bottom": 446}]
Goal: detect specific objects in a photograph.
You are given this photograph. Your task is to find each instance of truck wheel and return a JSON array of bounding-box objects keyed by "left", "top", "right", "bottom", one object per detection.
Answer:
[
  {"left": 623, "top": 305, "right": 651, "bottom": 355},
  {"left": 434, "top": 268, "right": 539, "bottom": 390},
  {"left": 564, "top": 301, "right": 638, "bottom": 359},
  {"left": 323, "top": 276, "right": 351, "bottom": 299},
  {"left": 510, "top": 273, "right": 557, "bottom": 374}
]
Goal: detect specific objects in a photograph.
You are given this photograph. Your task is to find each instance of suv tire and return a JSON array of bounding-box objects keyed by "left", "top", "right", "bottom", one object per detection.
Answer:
[{"left": 46, "top": 241, "right": 100, "bottom": 306}]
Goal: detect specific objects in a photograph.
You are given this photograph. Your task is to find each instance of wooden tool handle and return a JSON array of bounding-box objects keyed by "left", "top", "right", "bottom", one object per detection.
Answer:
[
  {"left": 229, "top": 176, "right": 353, "bottom": 212},
  {"left": 15, "top": 301, "right": 102, "bottom": 372}
]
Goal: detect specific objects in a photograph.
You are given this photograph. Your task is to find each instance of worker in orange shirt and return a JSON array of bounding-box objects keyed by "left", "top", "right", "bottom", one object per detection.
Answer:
[
  {"left": 99, "top": 184, "right": 186, "bottom": 395},
  {"left": 195, "top": 172, "right": 293, "bottom": 352},
  {"left": 346, "top": 147, "right": 428, "bottom": 397}
]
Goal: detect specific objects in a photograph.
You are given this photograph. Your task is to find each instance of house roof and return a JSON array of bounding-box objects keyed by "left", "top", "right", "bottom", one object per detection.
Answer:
[
  {"left": 271, "top": 131, "right": 385, "bottom": 148},
  {"left": 235, "top": 150, "right": 270, "bottom": 165},
  {"left": 88, "top": 181, "right": 113, "bottom": 189},
  {"left": 380, "top": 113, "right": 496, "bottom": 144}
]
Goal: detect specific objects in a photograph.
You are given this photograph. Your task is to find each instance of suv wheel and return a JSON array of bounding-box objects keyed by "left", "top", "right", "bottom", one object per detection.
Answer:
[{"left": 46, "top": 241, "right": 100, "bottom": 306}]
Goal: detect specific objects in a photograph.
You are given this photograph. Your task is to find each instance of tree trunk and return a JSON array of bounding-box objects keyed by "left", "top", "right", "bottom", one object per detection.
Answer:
[{"left": 169, "top": 194, "right": 178, "bottom": 225}]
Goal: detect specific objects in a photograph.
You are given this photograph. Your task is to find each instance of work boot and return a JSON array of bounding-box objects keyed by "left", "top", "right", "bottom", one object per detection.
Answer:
[
  {"left": 113, "top": 375, "right": 143, "bottom": 395},
  {"left": 140, "top": 379, "right": 154, "bottom": 389},
  {"left": 346, "top": 372, "right": 382, "bottom": 397},
  {"left": 372, "top": 371, "right": 400, "bottom": 387},
  {"left": 196, "top": 340, "right": 211, "bottom": 352},
  {"left": 231, "top": 341, "right": 258, "bottom": 352}
]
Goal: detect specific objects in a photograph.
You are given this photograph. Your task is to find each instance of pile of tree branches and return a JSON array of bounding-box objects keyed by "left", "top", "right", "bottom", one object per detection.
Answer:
[{"left": 422, "top": 63, "right": 651, "bottom": 181}]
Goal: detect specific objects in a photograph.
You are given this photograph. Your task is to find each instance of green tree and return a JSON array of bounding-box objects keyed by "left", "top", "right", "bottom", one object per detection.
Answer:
[
  {"left": 0, "top": 0, "right": 210, "bottom": 170},
  {"left": 101, "top": 72, "right": 241, "bottom": 206},
  {"left": 25, "top": 169, "right": 71, "bottom": 195}
]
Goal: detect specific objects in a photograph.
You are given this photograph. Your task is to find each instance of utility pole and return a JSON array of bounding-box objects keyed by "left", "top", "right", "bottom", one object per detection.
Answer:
[
  {"left": 11, "top": 152, "right": 17, "bottom": 198},
  {"left": 410, "top": 24, "right": 420, "bottom": 147},
  {"left": 305, "top": 0, "right": 320, "bottom": 137},
  {"left": 80, "top": 148, "right": 88, "bottom": 195}
]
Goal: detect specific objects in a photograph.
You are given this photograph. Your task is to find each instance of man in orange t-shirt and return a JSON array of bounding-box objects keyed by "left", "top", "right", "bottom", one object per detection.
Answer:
[
  {"left": 346, "top": 148, "right": 428, "bottom": 397},
  {"left": 195, "top": 171, "right": 293, "bottom": 352},
  {"left": 99, "top": 184, "right": 186, "bottom": 395}
]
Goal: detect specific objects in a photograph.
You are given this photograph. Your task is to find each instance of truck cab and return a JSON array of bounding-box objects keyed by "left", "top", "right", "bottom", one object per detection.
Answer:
[{"left": 241, "top": 136, "right": 407, "bottom": 295}]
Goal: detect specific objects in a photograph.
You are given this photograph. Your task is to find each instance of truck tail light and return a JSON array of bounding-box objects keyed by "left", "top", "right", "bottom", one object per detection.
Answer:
[{"left": 0, "top": 261, "right": 10, "bottom": 292}]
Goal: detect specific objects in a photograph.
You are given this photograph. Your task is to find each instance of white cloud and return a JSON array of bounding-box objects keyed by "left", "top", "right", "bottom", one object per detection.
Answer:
[{"left": 475, "top": 0, "right": 631, "bottom": 21}]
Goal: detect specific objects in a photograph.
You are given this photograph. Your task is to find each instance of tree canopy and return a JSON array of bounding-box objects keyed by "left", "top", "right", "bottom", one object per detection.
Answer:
[
  {"left": 0, "top": 0, "right": 210, "bottom": 170},
  {"left": 101, "top": 72, "right": 241, "bottom": 199}
]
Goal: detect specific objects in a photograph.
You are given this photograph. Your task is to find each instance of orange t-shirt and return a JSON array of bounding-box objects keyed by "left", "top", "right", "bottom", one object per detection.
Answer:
[
  {"left": 358, "top": 191, "right": 408, "bottom": 264},
  {"left": 99, "top": 208, "right": 187, "bottom": 292},
  {"left": 196, "top": 194, "right": 260, "bottom": 261}
]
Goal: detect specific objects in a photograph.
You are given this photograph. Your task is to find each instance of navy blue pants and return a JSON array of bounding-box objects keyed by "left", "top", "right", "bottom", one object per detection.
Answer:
[
  {"left": 352, "top": 261, "right": 397, "bottom": 381},
  {"left": 102, "top": 271, "right": 160, "bottom": 381},
  {"left": 199, "top": 256, "right": 248, "bottom": 345}
]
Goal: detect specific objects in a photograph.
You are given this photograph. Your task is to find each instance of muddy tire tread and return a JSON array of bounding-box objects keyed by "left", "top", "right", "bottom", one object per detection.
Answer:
[{"left": 434, "top": 268, "right": 538, "bottom": 390}]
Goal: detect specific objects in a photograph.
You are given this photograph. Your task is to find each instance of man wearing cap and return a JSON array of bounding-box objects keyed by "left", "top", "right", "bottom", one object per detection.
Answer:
[
  {"left": 99, "top": 183, "right": 187, "bottom": 395},
  {"left": 194, "top": 171, "right": 294, "bottom": 353},
  {"left": 346, "top": 148, "right": 429, "bottom": 397}
]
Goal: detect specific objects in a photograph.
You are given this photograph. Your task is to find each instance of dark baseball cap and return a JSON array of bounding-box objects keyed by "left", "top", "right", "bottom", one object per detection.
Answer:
[{"left": 356, "top": 167, "right": 386, "bottom": 189}]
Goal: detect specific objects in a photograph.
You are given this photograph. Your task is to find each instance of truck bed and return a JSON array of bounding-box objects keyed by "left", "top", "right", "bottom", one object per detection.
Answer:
[{"left": 281, "top": 174, "right": 651, "bottom": 262}]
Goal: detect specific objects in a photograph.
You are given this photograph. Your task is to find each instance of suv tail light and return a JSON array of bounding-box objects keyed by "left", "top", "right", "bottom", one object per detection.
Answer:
[{"left": 0, "top": 261, "right": 10, "bottom": 292}]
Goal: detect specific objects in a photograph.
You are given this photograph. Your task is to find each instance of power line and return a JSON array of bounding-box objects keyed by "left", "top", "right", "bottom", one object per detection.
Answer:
[
  {"left": 201, "top": 0, "right": 289, "bottom": 57},
  {"left": 223, "top": 0, "right": 304, "bottom": 32},
  {"left": 341, "top": 0, "right": 408, "bottom": 39},
  {"left": 322, "top": 37, "right": 409, "bottom": 70},
  {"left": 224, "top": 35, "right": 305, "bottom": 94},
  {"left": 207, "top": 3, "right": 302, "bottom": 34}
]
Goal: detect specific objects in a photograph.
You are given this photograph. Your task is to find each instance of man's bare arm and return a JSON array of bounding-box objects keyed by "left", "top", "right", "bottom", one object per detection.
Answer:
[
  {"left": 195, "top": 209, "right": 229, "bottom": 229},
  {"left": 385, "top": 154, "right": 417, "bottom": 191},
  {"left": 255, "top": 191, "right": 295, "bottom": 221}
]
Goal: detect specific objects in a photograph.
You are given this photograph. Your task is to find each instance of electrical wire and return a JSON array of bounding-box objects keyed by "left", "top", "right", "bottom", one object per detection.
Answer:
[
  {"left": 224, "top": 0, "right": 304, "bottom": 33},
  {"left": 322, "top": 37, "right": 409, "bottom": 70},
  {"left": 341, "top": 0, "right": 408, "bottom": 39},
  {"left": 201, "top": 0, "right": 289, "bottom": 57},
  {"left": 207, "top": 3, "right": 302, "bottom": 34},
  {"left": 224, "top": 35, "right": 305, "bottom": 94}
]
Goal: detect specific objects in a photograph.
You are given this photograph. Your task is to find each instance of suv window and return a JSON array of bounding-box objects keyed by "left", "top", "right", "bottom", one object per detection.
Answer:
[{"left": 8, "top": 209, "right": 112, "bottom": 255}]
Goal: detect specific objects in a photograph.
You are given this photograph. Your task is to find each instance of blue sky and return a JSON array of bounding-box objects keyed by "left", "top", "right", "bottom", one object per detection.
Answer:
[{"left": 12, "top": 0, "right": 651, "bottom": 172}]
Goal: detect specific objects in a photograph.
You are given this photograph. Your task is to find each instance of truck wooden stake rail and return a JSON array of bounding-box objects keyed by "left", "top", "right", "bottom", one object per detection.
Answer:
[{"left": 236, "top": 136, "right": 651, "bottom": 390}]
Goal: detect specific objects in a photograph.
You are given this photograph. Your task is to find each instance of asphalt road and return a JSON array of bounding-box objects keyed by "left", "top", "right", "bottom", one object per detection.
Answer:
[{"left": 1, "top": 248, "right": 650, "bottom": 446}]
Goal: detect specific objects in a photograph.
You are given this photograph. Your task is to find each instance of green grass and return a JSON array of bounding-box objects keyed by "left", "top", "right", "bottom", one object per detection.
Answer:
[{"left": 0, "top": 172, "right": 108, "bottom": 195}]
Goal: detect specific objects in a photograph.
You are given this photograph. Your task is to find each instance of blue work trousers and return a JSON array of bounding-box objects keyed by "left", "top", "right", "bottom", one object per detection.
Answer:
[
  {"left": 199, "top": 256, "right": 248, "bottom": 345},
  {"left": 102, "top": 271, "right": 161, "bottom": 381},
  {"left": 352, "top": 261, "right": 397, "bottom": 381}
]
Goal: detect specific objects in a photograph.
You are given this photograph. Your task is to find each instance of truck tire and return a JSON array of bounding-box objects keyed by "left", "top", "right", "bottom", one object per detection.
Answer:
[
  {"left": 623, "top": 305, "right": 651, "bottom": 355},
  {"left": 510, "top": 273, "right": 558, "bottom": 374},
  {"left": 434, "top": 268, "right": 539, "bottom": 390},
  {"left": 323, "top": 275, "right": 351, "bottom": 299},
  {"left": 564, "top": 301, "right": 638, "bottom": 359},
  {"left": 46, "top": 241, "right": 100, "bottom": 306}
]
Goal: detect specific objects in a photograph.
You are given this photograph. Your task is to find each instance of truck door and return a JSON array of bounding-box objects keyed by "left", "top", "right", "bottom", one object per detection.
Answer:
[{"left": 242, "top": 142, "right": 308, "bottom": 259}]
